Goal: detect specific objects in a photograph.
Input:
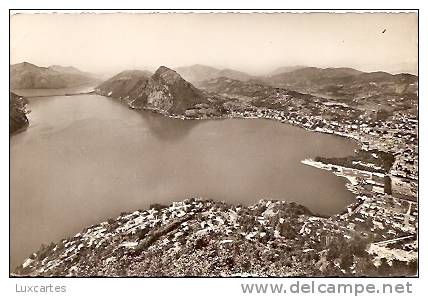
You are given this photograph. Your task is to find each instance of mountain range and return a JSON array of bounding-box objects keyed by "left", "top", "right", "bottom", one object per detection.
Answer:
[
  {"left": 11, "top": 62, "right": 100, "bottom": 89},
  {"left": 11, "top": 61, "right": 417, "bottom": 118},
  {"left": 94, "top": 63, "right": 418, "bottom": 119},
  {"left": 174, "top": 64, "right": 417, "bottom": 105},
  {"left": 263, "top": 67, "right": 418, "bottom": 102}
]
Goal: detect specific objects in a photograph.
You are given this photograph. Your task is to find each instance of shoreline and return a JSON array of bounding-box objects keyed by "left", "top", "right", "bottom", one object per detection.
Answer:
[
  {"left": 11, "top": 91, "right": 418, "bottom": 275},
  {"left": 301, "top": 158, "right": 360, "bottom": 194},
  {"left": 10, "top": 122, "right": 29, "bottom": 136}
]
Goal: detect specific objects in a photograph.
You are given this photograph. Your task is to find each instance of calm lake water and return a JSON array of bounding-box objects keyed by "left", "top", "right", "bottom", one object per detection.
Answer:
[{"left": 10, "top": 94, "right": 357, "bottom": 269}]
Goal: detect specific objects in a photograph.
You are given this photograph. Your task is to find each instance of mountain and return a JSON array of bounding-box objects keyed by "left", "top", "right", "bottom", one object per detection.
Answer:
[
  {"left": 199, "top": 77, "right": 277, "bottom": 100},
  {"left": 267, "top": 67, "right": 363, "bottom": 87},
  {"left": 215, "top": 68, "right": 254, "bottom": 82},
  {"left": 198, "top": 68, "right": 418, "bottom": 121},
  {"left": 10, "top": 92, "right": 29, "bottom": 134},
  {"left": 174, "top": 64, "right": 254, "bottom": 84},
  {"left": 11, "top": 62, "right": 100, "bottom": 89},
  {"left": 174, "top": 64, "right": 221, "bottom": 83},
  {"left": 198, "top": 76, "right": 317, "bottom": 114},
  {"left": 95, "top": 70, "right": 152, "bottom": 99},
  {"left": 269, "top": 65, "right": 306, "bottom": 76},
  {"left": 48, "top": 65, "right": 85, "bottom": 75},
  {"left": 96, "top": 66, "right": 209, "bottom": 115},
  {"left": 264, "top": 67, "right": 418, "bottom": 103},
  {"left": 48, "top": 65, "right": 99, "bottom": 80}
]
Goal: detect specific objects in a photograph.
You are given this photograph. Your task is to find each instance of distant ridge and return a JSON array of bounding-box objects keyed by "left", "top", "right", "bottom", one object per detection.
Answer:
[
  {"left": 263, "top": 66, "right": 418, "bottom": 101},
  {"left": 11, "top": 62, "right": 100, "bottom": 89},
  {"left": 95, "top": 69, "right": 152, "bottom": 101},
  {"left": 268, "top": 65, "right": 306, "bottom": 76},
  {"left": 174, "top": 64, "right": 254, "bottom": 83}
]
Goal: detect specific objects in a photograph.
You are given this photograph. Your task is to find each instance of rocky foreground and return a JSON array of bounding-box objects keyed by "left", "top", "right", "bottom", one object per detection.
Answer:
[{"left": 13, "top": 198, "right": 416, "bottom": 277}]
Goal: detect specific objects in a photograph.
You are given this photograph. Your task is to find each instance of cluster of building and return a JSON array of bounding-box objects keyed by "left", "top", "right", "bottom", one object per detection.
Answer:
[
  {"left": 299, "top": 189, "right": 417, "bottom": 271},
  {"left": 226, "top": 92, "right": 417, "bottom": 197},
  {"left": 223, "top": 90, "right": 418, "bottom": 270}
]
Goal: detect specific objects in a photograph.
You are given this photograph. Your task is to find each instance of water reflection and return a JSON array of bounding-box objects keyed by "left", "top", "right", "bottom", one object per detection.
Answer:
[{"left": 139, "top": 111, "right": 201, "bottom": 142}]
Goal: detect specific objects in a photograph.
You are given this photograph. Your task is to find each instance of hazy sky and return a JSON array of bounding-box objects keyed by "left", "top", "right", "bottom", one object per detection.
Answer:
[{"left": 10, "top": 12, "right": 418, "bottom": 75}]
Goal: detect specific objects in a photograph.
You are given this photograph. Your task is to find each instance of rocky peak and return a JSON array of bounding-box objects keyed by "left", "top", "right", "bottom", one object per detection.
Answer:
[
  {"left": 96, "top": 65, "right": 209, "bottom": 115},
  {"left": 153, "top": 66, "right": 183, "bottom": 85}
]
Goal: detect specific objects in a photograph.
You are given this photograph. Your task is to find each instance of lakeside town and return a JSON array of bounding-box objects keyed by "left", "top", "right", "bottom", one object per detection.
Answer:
[{"left": 218, "top": 86, "right": 419, "bottom": 270}]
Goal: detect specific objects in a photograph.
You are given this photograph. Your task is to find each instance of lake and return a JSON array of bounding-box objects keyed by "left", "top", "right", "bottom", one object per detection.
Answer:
[{"left": 10, "top": 93, "right": 357, "bottom": 269}]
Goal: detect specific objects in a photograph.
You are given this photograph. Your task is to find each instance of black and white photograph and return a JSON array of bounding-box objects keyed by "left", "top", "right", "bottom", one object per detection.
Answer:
[{"left": 7, "top": 7, "right": 420, "bottom": 288}]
